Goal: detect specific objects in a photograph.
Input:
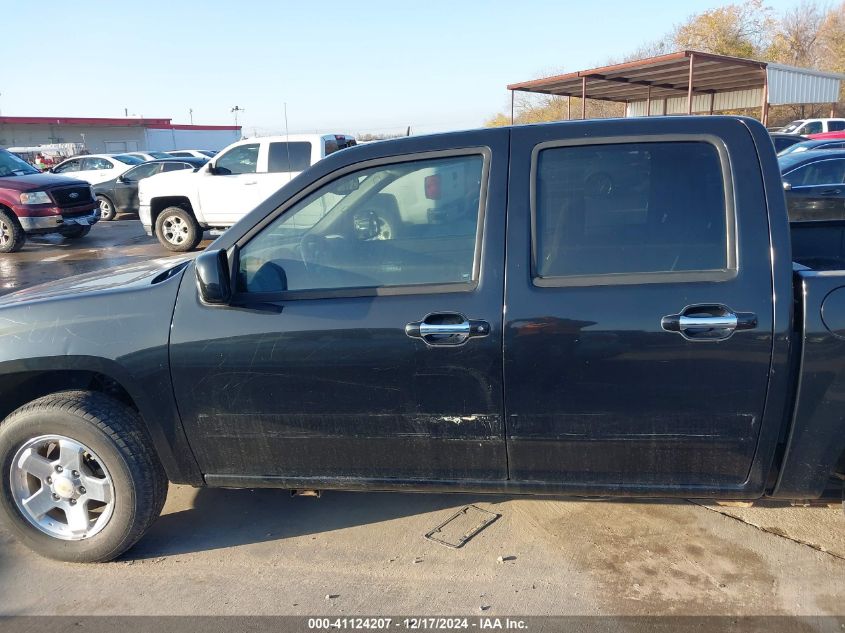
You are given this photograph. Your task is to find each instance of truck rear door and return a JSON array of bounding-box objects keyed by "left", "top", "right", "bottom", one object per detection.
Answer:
[{"left": 504, "top": 118, "right": 775, "bottom": 490}]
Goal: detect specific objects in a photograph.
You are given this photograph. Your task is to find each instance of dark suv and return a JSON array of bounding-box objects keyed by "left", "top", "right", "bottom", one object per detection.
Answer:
[{"left": 0, "top": 149, "right": 100, "bottom": 253}]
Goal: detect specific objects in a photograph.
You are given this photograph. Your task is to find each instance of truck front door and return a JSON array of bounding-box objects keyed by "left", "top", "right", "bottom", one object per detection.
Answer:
[
  {"left": 170, "top": 130, "right": 509, "bottom": 482},
  {"left": 199, "top": 142, "right": 267, "bottom": 226},
  {"left": 504, "top": 119, "right": 775, "bottom": 490}
]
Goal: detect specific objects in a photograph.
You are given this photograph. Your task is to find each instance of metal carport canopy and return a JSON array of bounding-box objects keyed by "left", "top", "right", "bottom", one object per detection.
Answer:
[{"left": 507, "top": 50, "right": 845, "bottom": 124}]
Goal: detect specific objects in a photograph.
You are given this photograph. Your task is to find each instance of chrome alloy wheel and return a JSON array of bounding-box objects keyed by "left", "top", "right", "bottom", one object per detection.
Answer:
[
  {"left": 10, "top": 435, "right": 114, "bottom": 540},
  {"left": 98, "top": 197, "right": 114, "bottom": 220},
  {"left": 0, "top": 219, "right": 11, "bottom": 247},
  {"left": 162, "top": 216, "right": 189, "bottom": 246}
]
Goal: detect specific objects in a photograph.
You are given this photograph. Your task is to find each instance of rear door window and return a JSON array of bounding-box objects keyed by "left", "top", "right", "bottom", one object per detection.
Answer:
[
  {"left": 533, "top": 141, "right": 730, "bottom": 281},
  {"left": 828, "top": 121, "right": 845, "bottom": 132},
  {"left": 83, "top": 157, "right": 114, "bottom": 170},
  {"left": 54, "top": 159, "right": 82, "bottom": 173},
  {"left": 162, "top": 162, "right": 193, "bottom": 172},
  {"left": 122, "top": 163, "right": 161, "bottom": 181},
  {"left": 268, "top": 142, "right": 312, "bottom": 172}
]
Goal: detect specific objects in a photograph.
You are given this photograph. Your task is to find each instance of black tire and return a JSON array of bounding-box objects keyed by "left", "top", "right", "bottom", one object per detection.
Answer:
[
  {"left": 59, "top": 225, "right": 92, "bottom": 239},
  {"left": 0, "top": 207, "right": 26, "bottom": 253},
  {"left": 97, "top": 195, "right": 116, "bottom": 221},
  {"left": 0, "top": 390, "right": 168, "bottom": 563},
  {"left": 155, "top": 206, "right": 202, "bottom": 252}
]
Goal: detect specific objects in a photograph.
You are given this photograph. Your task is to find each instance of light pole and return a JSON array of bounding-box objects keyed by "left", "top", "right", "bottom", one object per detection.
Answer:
[
  {"left": 230, "top": 106, "right": 245, "bottom": 127},
  {"left": 189, "top": 108, "right": 193, "bottom": 125}
]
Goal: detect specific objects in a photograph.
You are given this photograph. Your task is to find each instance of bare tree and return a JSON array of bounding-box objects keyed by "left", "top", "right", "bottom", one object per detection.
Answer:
[{"left": 767, "top": 0, "right": 826, "bottom": 66}]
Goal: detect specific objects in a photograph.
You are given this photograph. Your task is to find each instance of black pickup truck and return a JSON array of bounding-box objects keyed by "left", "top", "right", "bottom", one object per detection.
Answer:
[{"left": 1, "top": 116, "right": 843, "bottom": 563}]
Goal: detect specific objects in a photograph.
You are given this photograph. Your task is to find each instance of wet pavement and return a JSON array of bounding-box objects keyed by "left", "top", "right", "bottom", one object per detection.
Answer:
[{"left": 0, "top": 217, "right": 211, "bottom": 296}]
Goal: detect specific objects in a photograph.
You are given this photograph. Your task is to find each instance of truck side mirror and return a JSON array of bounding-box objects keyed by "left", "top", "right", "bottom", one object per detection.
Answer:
[
  {"left": 195, "top": 249, "right": 232, "bottom": 304},
  {"left": 206, "top": 163, "right": 217, "bottom": 175}
]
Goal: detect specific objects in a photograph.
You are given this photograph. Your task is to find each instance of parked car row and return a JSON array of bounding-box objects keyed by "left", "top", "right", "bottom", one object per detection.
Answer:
[
  {"left": 49, "top": 149, "right": 220, "bottom": 186},
  {"left": 93, "top": 157, "right": 208, "bottom": 221},
  {"left": 139, "top": 133, "right": 356, "bottom": 251},
  {"left": 51, "top": 153, "right": 145, "bottom": 185},
  {"left": 0, "top": 142, "right": 222, "bottom": 251}
]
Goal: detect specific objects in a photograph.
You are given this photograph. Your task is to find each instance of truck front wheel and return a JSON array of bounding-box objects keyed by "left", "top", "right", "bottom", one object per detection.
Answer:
[
  {"left": 0, "top": 208, "right": 26, "bottom": 253},
  {"left": 155, "top": 206, "right": 202, "bottom": 252},
  {"left": 0, "top": 391, "right": 168, "bottom": 563}
]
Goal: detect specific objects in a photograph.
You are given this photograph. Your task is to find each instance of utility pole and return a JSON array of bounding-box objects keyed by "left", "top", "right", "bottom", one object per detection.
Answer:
[
  {"left": 230, "top": 106, "right": 245, "bottom": 127},
  {"left": 124, "top": 107, "right": 128, "bottom": 117},
  {"left": 189, "top": 108, "right": 193, "bottom": 125}
]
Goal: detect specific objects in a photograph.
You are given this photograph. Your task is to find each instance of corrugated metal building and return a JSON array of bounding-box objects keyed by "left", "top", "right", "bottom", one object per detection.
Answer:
[
  {"left": 0, "top": 117, "right": 242, "bottom": 154},
  {"left": 507, "top": 51, "right": 845, "bottom": 125}
]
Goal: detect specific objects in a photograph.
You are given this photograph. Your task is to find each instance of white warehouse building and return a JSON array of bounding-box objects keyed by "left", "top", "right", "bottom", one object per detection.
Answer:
[{"left": 0, "top": 116, "right": 242, "bottom": 154}]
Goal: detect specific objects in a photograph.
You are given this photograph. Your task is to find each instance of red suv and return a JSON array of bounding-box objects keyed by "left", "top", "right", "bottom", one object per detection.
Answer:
[{"left": 0, "top": 149, "right": 100, "bottom": 253}]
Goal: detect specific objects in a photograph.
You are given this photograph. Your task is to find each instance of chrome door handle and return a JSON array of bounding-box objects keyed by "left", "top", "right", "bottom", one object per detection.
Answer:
[
  {"left": 675, "top": 314, "right": 738, "bottom": 329},
  {"left": 244, "top": 181, "right": 258, "bottom": 185},
  {"left": 419, "top": 322, "right": 471, "bottom": 336},
  {"left": 406, "top": 313, "right": 490, "bottom": 346},
  {"left": 661, "top": 304, "right": 757, "bottom": 341}
]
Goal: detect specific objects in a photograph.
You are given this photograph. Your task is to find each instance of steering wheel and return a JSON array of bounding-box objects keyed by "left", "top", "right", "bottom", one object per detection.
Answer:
[
  {"left": 299, "top": 234, "right": 323, "bottom": 272},
  {"left": 299, "top": 233, "right": 346, "bottom": 272}
]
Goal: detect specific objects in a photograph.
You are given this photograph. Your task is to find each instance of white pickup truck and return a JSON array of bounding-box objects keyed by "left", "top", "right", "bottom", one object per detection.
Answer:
[{"left": 139, "top": 133, "right": 355, "bottom": 251}]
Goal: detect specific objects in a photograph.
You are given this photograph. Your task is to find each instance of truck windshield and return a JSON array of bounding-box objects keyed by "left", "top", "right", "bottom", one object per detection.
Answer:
[{"left": 0, "top": 150, "right": 40, "bottom": 177}]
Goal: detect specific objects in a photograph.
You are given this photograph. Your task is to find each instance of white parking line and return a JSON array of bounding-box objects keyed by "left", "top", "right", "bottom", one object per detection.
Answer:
[{"left": 41, "top": 254, "right": 71, "bottom": 262}]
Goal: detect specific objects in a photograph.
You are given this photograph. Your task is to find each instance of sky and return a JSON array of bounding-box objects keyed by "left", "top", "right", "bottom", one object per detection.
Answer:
[{"left": 3, "top": 0, "right": 801, "bottom": 136}]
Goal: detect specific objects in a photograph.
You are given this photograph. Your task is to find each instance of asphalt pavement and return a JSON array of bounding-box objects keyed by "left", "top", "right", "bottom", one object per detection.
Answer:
[{"left": 0, "top": 219, "right": 843, "bottom": 619}]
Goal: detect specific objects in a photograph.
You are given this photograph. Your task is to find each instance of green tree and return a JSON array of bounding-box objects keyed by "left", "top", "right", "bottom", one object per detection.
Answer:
[{"left": 766, "top": 0, "right": 825, "bottom": 66}]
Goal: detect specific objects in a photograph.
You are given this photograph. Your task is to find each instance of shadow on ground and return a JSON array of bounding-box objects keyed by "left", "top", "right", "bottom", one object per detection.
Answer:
[
  {"left": 127, "top": 487, "right": 775, "bottom": 561},
  {"left": 125, "top": 487, "right": 512, "bottom": 560}
]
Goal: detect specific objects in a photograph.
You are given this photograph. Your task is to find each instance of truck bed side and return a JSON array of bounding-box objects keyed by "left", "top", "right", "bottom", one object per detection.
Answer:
[{"left": 774, "top": 268, "right": 845, "bottom": 498}]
